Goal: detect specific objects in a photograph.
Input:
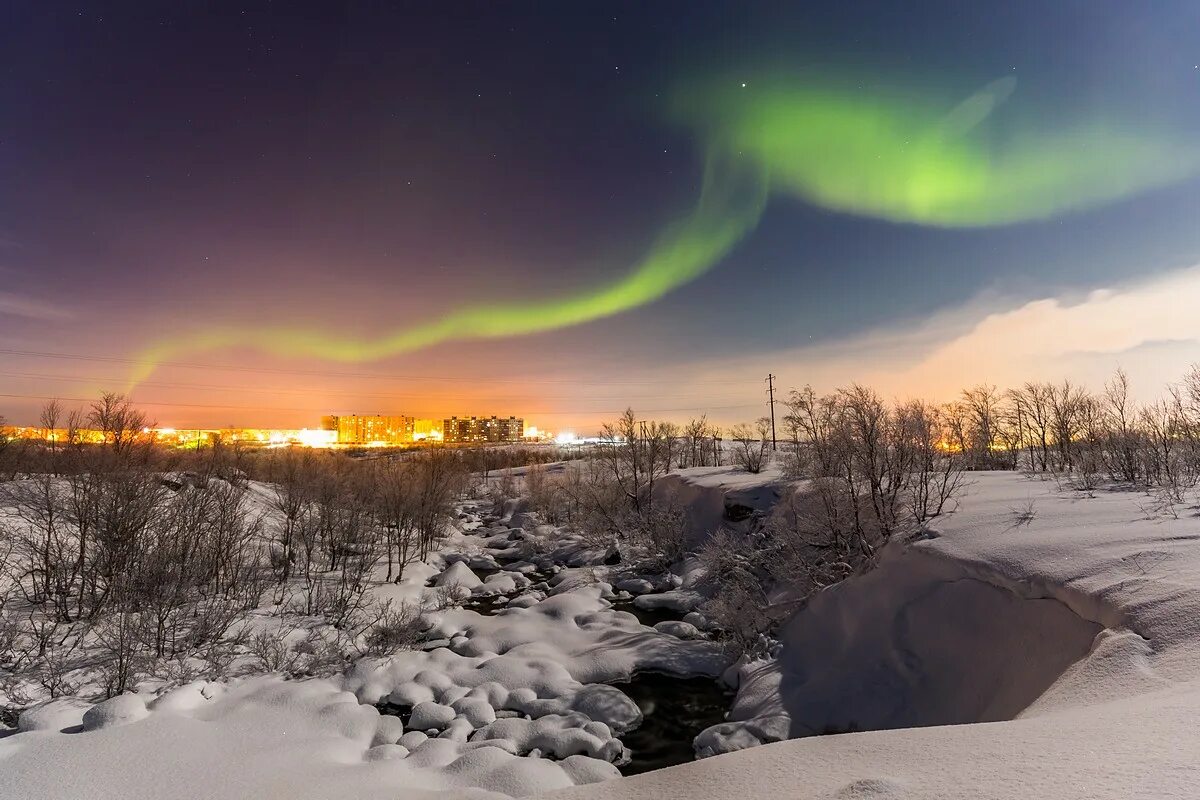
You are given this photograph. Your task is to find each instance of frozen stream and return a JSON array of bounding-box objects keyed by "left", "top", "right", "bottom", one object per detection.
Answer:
[{"left": 380, "top": 502, "right": 736, "bottom": 776}]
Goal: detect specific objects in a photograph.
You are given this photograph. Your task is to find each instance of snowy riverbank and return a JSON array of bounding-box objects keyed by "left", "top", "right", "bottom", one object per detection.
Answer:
[
  {"left": 560, "top": 470, "right": 1200, "bottom": 799},
  {"left": 4, "top": 470, "right": 1199, "bottom": 798}
]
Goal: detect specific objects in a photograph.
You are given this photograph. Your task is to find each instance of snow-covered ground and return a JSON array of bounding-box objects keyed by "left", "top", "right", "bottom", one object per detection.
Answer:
[
  {"left": 562, "top": 470, "right": 1200, "bottom": 799},
  {"left": 0, "top": 493, "right": 729, "bottom": 798},
  {"left": 4, "top": 470, "right": 1199, "bottom": 798}
]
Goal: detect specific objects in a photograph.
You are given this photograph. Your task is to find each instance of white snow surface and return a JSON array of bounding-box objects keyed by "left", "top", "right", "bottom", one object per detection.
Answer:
[
  {"left": 0, "top": 495, "right": 724, "bottom": 799},
  {"left": 556, "top": 470, "right": 1200, "bottom": 800},
  {"left": 6, "top": 471, "right": 1200, "bottom": 798}
]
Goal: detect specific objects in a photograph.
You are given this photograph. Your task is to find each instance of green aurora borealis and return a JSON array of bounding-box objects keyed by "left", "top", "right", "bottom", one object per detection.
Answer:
[{"left": 130, "top": 73, "right": 1200, "bottom": 385}]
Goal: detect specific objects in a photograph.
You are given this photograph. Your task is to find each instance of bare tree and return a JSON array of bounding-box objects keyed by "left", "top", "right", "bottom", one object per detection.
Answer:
[
  {"left": 39, "top": 400, "right": 63, "bottom": 475},
  {"left": 1102, "top": 368, "right": 1141, "bottom": 483},
  {"left": 88, "top": 393, "right": 152, "bottom": 462},
  {"left": 730, "top": 418, "right": 770, "bottom": 474}
]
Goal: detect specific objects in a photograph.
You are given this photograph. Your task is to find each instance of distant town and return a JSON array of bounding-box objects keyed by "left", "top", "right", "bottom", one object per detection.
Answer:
[{"left": 1, "top": 413, "right": 577, "bottom": 449}]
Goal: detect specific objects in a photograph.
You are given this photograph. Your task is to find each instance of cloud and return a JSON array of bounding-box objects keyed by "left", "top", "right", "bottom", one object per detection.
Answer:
[
  {"left": 0, "top": 292, "right": 73, "bottom": 321},
  {"left": 673, "top": 263, "right": 1200, "bottom": 412}
]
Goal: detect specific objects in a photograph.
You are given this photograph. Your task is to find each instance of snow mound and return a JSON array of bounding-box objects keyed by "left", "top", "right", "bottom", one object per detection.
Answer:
[
  {"left": 472, "top": 713, "right": 626, "bottom": 762},
  {"left": 17, "top": 697, "right": 91, "bottom": 732},
  {"left": 0, "top": 675, "right": 618, "bottom": 799},
  {"left": 435, "top": 561, "right": 484, "bottom": 592},
  {"left": 559, "top": 472, "right": 1200, "bottom": 800},
  {"left": 81, "top": 693, "right": 150, "bottom": 731}
]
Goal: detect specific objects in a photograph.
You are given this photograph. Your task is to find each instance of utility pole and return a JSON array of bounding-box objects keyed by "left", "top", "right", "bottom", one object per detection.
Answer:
[{"left": 765, "top": 373, "right": 778, "bottom": 451}]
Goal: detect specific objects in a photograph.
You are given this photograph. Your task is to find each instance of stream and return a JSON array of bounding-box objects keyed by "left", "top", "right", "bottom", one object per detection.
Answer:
[
  {"left": 612, "top": 671, "right": 734, "bottom": 776},
  {"left": 453, "top": 575, "right": 732, "bottom": 775}
]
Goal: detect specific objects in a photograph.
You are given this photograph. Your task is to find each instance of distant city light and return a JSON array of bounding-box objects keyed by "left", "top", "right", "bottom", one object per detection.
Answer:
[{"left": 295, "top": 429, "right": 337, "bottom": 448}]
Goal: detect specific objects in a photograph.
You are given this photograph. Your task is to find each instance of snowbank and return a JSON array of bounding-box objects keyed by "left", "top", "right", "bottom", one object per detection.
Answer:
[
  {"left": 556, "top": 471, "right": 1200, "bottom": 799},
  {"left": 653, "top": 465, "right": 788, "bottom": 548},
  {"left": 10, "top": 471, "right": 1199, "bottom": 798}
]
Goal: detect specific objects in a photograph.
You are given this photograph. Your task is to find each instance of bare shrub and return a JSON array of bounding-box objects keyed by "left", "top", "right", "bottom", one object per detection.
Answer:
[
  {"left": 730, "top": 418, "right": 770, "bottom": 474},
  {"left": 248, "top": 625, "right": 303, "bottom": 674},
  {"left": 359, "top": 601, "right": 425, "bottom": 657}
]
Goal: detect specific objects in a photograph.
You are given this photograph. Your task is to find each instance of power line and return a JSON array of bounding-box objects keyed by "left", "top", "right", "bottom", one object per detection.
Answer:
[{"left": 0, "top": 348, "right": 752, "bottom": 387}]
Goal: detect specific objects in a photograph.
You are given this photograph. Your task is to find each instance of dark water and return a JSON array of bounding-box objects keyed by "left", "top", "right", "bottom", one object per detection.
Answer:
[
  {"left": 407, "top": 559, "right": 734, "bottom": 776},
  {"left": 613, "top": 672, "right": 734, "bottom": 776},
  {"left": 374, "top": 701, "right": 413, "bottom": 728},
  {"left": 461, "top": 593, "right": 511, "bottom": 615},
  {"left": 459, "top": 566, "right": 555, "bottom": 616},
  {"left": 376, "top": 673, "right": 733, "bottom": 777}
]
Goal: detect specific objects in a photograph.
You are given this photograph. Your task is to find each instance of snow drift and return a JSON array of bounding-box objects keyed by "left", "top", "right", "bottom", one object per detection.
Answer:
[{"left": 557, "top": 470, "right": 1200, "bottom": 800}]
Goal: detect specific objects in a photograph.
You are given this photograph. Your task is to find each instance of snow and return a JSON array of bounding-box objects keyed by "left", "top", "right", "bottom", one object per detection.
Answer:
[
  {"left": 7, "top": 470, "right": 1200, "bottom": 797},
  {"left": 558, "top": 470, "right": 1200, "bottom": 799},
  {"left": 410, "top": 701, "right": 457, "bottom": 731},
  {"left": 434, "top": 561, "right": 484, "bottom": 592},
  {"left": 0, "top": 491, "right": 721, "bottom": 798},
  {"left": 80, "top": 694, "right": 150, "bottom": 731},
  {"left": 14, "top": 697, "right": 91, "bottom": 733},
  {"left": 652, "top": 621, "right": 703, "bottom": 639}
]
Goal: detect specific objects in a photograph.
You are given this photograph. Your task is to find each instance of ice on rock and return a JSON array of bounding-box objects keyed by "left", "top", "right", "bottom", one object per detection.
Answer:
[
  {"left": 438, "top": 684, "right": 472, "bottom": 706},
  {"left": 410, "top": 701, "right": 457, "bottom": 731},
  {"left": 404, "top": 737, "right": 462, "bottom": 769},
  {"left": 467, "top": 554, "right": 501, "bottom": 572},
  {"left": 414, "top": 669, "right": 455, "bottom": 693},
  {"left": 447, "top": 745, "right": 577, "bottom": 796},
  {"left": 81, "top": 694, "right": 149, "bottom": 731}
]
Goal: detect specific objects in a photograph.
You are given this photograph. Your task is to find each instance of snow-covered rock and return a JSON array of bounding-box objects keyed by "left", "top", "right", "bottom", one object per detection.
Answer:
[
  {"left": 364, "top": 743, "right": 409, "bottom": 761},
  {"left": 633, "top": 589, "right": 703, "bottom": 613},
  {"left": 471, "top": 713, "right": 626, "bottom": 762},
  {"left": 409, "top": 701, "right": 456, "bottom": 731},
  {"left": 433, "top": 561, "right": 483, "bottom": 592},
  {"left": 18, "top": 697, "right": 91, "bottom": 732},
  {"left": 81, "top": 694, "right": 149, "bottom": 731},
  {"left": 654, "top": 620, "right": 704, "bottom": 639},
  {"left": 614, "top": 577, "right": 655, "bottom": 594},
  {"left": 397, "top": 730, "right": 428, "bottom": 750},
  {"left": 371, "top": 714, "right": 404, "bottom": 745},
  {"left": 452, "top": 696, "right": 498, "bottom": 728},
  {"left": 567, "top": 684, "right": 642, "bottom": 733}
]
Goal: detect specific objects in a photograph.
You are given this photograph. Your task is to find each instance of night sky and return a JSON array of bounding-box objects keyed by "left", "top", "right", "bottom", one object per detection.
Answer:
[{"left": 3, "top": 2, "right": 1200, "bottom": 431}]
